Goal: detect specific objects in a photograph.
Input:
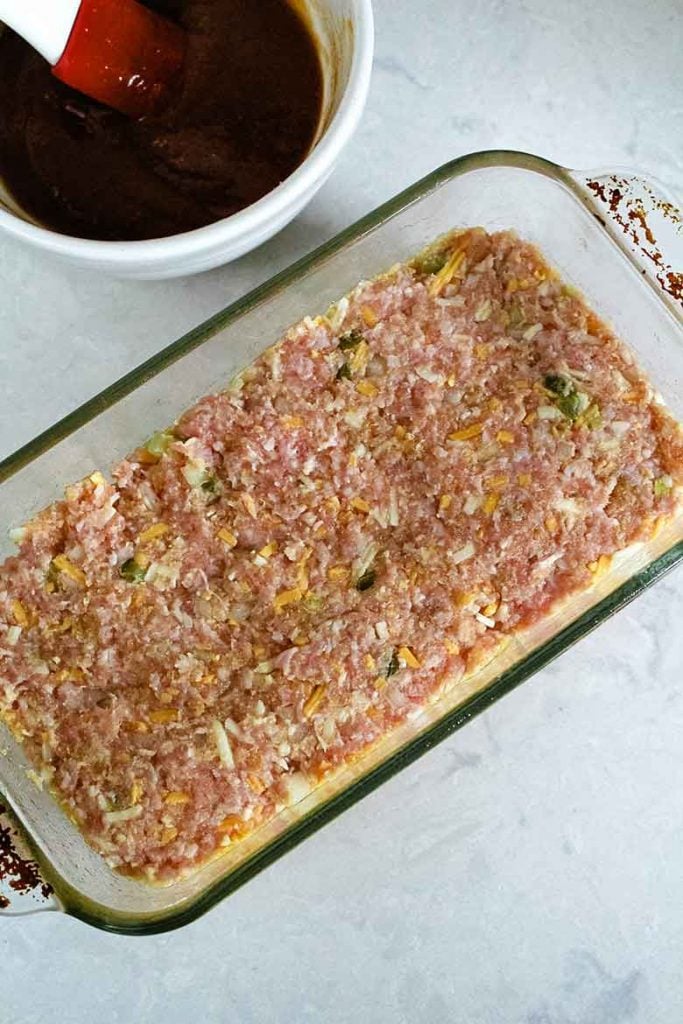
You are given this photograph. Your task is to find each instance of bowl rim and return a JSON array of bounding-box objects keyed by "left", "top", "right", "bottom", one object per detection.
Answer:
[{"left": 0, "top": 0, "right": 375, "bottom": 264}]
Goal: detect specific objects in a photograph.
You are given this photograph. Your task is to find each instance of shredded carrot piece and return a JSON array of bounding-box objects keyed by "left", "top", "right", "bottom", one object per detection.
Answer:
[
  {"left": 483, "top": 493, "right": 500, "bottom": 515},
  {"left": 303, "top": 684, "right": 327, "bottom": 718},
  {"left": 247, "top": 774, "right": 266, "bottom": 795},
  {"left": 588, "top": 554, "right": 611, "bottom": 576},
  {"left": 217, "top": 527, "right": 238, "bottom": 548},
  {"left": 487, "top": 475, "right": 509, "bottom": 491},
  {"left": 164, "top": 791, "right": 190, "bottom": 805},
  {"left": 428, "top": 249, "right": 465, "bottom": 296},
  {"left": 10, "top": 599, "right": 29, "bottom": 627},
  {"left": 149, "top": 708, "right": 178, "bottom": 724},
  {"left": 52, "top": 555, "right": 86, "bottom": 587},
  {"left": 398, "top": 645, "right": 420, "bottom": 668},
  {"left": 241, "top": 493, "right": 257, "bottom": 518},
  {"left": 217, "top": 814, "right": 248, "bottom": 836},
  {"left": 138, "top": 522, "right": 169, "bottom": 543},
  {"left": 273, "top": 587, "right": 303, "bottom": 612},
  {"left": 448, "top": 423, "right": 483, "bottom": 442},
  {"left": 496, "top": 430, "right": 515, "bottom": 444}
]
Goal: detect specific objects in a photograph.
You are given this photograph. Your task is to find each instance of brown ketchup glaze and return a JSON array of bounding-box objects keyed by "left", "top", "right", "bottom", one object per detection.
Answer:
[{"left": 0, "top": 0, "right": 323, "bottom": 240}]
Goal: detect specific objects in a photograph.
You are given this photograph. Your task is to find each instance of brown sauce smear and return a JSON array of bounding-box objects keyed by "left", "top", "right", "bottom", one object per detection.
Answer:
[{"left": 0, "top": 0, "right": 323, "bottom": 240}]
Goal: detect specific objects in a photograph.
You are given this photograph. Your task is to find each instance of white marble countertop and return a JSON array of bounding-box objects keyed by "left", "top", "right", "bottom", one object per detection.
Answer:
[{"left": 1, "top": 0, "right": 682, "bottom": 1020}]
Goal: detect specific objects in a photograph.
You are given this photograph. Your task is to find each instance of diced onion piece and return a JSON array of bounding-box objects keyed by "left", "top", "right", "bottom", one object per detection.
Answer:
[
  {"left": 537, "top": 405, "right": 563, "bottom": 420},
  {"left": 536, "top": 552, "right": 562, "bottom": 572},
  {"left": 327, "top": 296, "right": 349, "bottom": 332},
  {"left": 212, "top": 719, "right": 235, "bottom": 770},
  {"left": 463, "top": 494, "right": 481, "bottom": 515},
  {"left": 416, "top": 366, "right": 445, "bottom": 384},
  {"left": 224, "top": 718, "right": 251, "bottom": 743},
  {"left": 355, "top": 542, "right": 379, "bottom": 579},
  {"left": 344, "top": 408, "right": 367, "bottom": 429},
  {"left": 375, "top": 620, "right": 389, "bottom": 641},
  {"left": 6, "top": 625, "right": 22, "bottom": 646},
  {"left": 182, "top": 461, "right": 209, "bottom": 488},
  {"left": 283, "top": 771, "right": 312, "bottom": 805},
  {"left": 554, "top": 498, "right": 581, "bottom": 518},
  {"left": 104, "top": 804, "right": 142, "bottom": 825},
  {"left": 612, "top": 421, "right": 631, "bottom": 436},
  {"left": 473, "top": 298, "right": 492, "bottom": 322},
  {"left": 475, "top": 612, "right": 496, "bottom": 628},
  {"left": 452, "top": 541, "right": 475, "bottom": 564}
]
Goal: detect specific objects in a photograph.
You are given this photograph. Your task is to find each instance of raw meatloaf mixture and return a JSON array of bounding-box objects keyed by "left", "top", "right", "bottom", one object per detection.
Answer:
[{"left": 1, "top": 229, "right": 682, "bottom": 880}]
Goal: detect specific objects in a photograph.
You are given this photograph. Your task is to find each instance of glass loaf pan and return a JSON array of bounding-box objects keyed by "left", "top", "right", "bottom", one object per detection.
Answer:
[{"left": 1, "top": 150, "right": 682, "bottom": 933}]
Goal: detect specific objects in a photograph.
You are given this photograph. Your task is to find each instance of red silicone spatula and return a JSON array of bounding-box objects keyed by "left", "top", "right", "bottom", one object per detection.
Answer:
[{"left": 0, "top": 0, "right": 186, "bottom": 118}]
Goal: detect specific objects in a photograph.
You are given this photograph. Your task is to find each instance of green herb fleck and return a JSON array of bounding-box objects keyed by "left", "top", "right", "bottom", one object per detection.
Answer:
[
  {"left": 355, "top": 568, "right": 376, "bottom": 592},
  {"left": 339, "top": 328, "right": 365, "bottom": 351},
  {"left": 654, "top": 477, "right": 672, "bottom": 498},
  {"left": 336, "top": 362, "right": 352, "bottom": 381},
  {"left": 120, "top": 558, "right": 146, "bottom": 584},
  {"left": 508, "top": 303, "right": 525, "bottom": 327},
  {"left": 414, "top": 250, "right": 449, "bottom": 275},
  {"left": 583, "top": 403, "right": 603, "bottom": 429},
  {"left": 556, "top": 392, "right": 584, "bottom": 420},
  {"left": 45, "top": 561, "right": 60, "bottom": 589},
  {"left": 144, "top": 430, "right": 175, "bottom": 458},
  {"left": 544, "top": 374, "right": 574, "bottom": 397},
  {"left": 201, "top": 473, "right": 220, "bottom": 501},
  {"left": 544, "top": 374, "right": 591, "bottom": 422},
  {"left": 386, "top": 650, "right": 399, "bottom": 677}
]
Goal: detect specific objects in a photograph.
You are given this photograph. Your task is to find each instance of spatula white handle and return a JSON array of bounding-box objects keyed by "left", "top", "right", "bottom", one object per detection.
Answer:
[{"left": 0, "top": 0, "right": 82, "bottom": 64}]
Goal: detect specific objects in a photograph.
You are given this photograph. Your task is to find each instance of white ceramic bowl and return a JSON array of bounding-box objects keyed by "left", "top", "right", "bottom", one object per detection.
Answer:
[{"left": 0, "top": 0, "right": 374, "bottom": 278}]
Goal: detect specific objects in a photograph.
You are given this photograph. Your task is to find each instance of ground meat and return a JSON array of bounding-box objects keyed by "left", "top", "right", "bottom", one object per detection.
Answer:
[{"left": 1, "top": 229, "right": 682, "bottom": 880}]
